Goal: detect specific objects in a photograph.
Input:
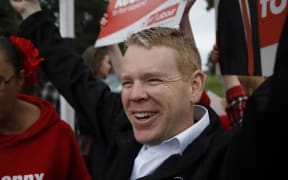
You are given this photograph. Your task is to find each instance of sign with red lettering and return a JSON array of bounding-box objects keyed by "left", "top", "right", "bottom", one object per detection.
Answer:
[
  {"left": 258, "top": 0, "right": 288, "bottom": 76},
  {"left": 95, "top": 0, "right": 187, "bottom": 47},
  {"left": 215, "top": 0, "right": 287, "bottom": 76}
]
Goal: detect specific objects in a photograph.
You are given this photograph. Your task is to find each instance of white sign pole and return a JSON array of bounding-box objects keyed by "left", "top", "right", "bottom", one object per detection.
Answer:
[{"left": 59, "top": 0, "right": 75, "bottom": 130}]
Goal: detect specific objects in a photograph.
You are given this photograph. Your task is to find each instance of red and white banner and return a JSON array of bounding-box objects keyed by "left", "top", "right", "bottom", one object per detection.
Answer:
[
  {"left": 215, "top": 0, "right": 287, "bottom": 76},
  {"left": 95, "top": 0, "right": 187, "bottom": 47},
  {"left": 257, "top": 0, "right": 288, "bottom": 76}
]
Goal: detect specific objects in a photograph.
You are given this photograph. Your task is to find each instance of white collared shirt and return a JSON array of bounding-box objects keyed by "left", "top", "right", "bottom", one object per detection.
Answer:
[{"left": 130, "top": 105, "right": 210, "bottom": 180}]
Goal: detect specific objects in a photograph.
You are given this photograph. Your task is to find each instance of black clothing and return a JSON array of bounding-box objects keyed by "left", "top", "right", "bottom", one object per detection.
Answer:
[
  {"left": 217, "top": 0, "right": 261, "bottom": 75},
  {"left": 19, "top": 11, "right": 286, "bottom": 180}
]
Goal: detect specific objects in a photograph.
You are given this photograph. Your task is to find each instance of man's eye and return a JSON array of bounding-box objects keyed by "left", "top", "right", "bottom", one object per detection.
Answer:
[
  {"left": 146, "top": 78, "right": 163, "bottom": 85},
  {"left": 122, "top": 81, "right": 133, "bottom": 88}
]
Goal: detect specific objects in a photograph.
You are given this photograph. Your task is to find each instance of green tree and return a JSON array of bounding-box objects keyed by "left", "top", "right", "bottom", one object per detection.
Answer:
[
  {"left": 1, "top": 0, "right": 107, "bottom": 55},
  {"left": 0, "top": 0, "right": 21, "bottom": 35},
  {"left": 40, "top": 0, "right": 108, "bottom": 53},
  {"left": 74, "top": 0, "right": 108, "bottom": 53}
]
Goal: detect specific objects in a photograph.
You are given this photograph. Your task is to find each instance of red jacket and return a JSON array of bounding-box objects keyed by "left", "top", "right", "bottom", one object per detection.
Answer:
[{"left": 0, "top": 94, "right": 91, "bottom": 180}]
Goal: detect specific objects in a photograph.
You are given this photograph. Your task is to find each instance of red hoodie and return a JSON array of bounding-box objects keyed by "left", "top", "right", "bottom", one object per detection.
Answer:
[{"left": 0, "top": 94, "right": 91, "bottom": 180}]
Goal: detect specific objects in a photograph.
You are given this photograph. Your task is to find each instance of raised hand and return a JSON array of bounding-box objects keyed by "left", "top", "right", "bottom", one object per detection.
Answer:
[
  {"left": 100, "top": 13, "right": 108, "bottom": 28},
  {"left": 179, "top": 0, "right": 197, "bottom": 44},
  {"left": 184, "top": 0, "right": 197, "bottom": 15},
  {"left": 10, "top": 0, "right": 42, "bottom": 19}
]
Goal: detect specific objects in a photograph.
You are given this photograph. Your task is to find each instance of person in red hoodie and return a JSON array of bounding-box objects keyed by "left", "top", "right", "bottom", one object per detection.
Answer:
[{"left": 0, "top": 35, "right": 91, "bottom": 179}]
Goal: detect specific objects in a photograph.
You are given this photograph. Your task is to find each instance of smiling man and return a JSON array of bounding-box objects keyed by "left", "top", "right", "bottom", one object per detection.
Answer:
[
  {"left": 10, "top": 0, "right": 286, "bottom": 180},
  {"left": 121, "top": 36, "right": 205, "bottom": 146}
]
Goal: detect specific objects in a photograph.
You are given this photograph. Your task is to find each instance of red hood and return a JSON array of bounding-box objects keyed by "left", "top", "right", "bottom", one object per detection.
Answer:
[{"left": 0, "top": 94, "right": 61, "bottom": 145}]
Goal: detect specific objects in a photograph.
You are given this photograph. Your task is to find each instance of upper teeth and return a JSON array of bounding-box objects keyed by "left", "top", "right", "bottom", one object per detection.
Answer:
[{"left": 134, "top": 112, "right": 155, "bottom": 118}]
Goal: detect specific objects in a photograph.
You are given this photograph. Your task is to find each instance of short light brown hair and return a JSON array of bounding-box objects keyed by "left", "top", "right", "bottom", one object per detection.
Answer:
[{"left": 124, "top": 27, "right": 201, "bottom": 79}]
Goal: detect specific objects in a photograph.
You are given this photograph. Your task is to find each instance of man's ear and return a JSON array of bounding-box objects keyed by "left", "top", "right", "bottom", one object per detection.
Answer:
[{"left": 189, "top": 69, "right": 206, "bottom": 103}]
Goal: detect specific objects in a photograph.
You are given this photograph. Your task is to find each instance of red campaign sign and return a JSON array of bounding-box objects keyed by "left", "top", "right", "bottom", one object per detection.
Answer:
[
  {"left": 95, "top": 0, "right": 187, "bottom": 47},
  {"left": 98, "top": 0, "right": 166, "bottom": 38},
  {"left": 214, "top": 0, "right": 287, "bottom": 76},
  {"left": 258, "top": 0, "right": 287, "bottom": 76},
  {"left": 258, "top": 0, "right": 288, "bottom": 47}
]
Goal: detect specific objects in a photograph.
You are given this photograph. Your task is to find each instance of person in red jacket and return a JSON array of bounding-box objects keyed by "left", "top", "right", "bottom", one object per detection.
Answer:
[{"left": 0, "top": 35, "right": 91, "bottom": 179}]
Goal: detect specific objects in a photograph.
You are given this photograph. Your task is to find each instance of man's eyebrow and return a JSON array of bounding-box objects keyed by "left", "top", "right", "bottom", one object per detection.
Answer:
[
  {"left": 141, "top": 72, "right": 167, "bottom": 78},
  {"left": 121, "top": 71, "right": 167, "bottom": 80}
]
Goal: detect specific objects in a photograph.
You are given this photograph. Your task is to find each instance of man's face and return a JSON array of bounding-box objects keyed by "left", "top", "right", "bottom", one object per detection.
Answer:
[{"left": 121, "top": 45, "right": 194, "bottom": 145}]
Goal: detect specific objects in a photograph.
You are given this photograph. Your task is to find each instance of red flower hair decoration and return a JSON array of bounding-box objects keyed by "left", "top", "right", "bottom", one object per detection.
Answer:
[{"left": 9, "top": 35, "right": 44, "bottom": 88}]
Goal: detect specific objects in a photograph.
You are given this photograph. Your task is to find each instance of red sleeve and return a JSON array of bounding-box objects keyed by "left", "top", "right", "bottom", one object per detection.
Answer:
[{"left": 225, "top": 85, "right": 248, "bottom": 127}]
